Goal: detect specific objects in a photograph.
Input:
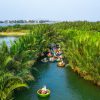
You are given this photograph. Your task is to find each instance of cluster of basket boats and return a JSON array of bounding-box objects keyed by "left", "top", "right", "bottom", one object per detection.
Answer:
[
  {"left": 41, "top": 44, "right": 65, "bottom": 67},
  {"left": 37, "top": 45, "right": 65, "bottom": 97}
]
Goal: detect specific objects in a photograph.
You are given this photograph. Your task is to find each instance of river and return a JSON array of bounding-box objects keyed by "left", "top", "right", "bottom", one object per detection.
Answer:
[
  {"left": 0, "top": 23, "right": 37, "bottom": 26},
  {"left": 0, "top": 37, "right": 100, "bottom": 100},
  {"left": 0, "top": 37, "right": 17, "bottom": 47},
  {"left": 15, "top": 62, "right": 100, "bottom": 100}
]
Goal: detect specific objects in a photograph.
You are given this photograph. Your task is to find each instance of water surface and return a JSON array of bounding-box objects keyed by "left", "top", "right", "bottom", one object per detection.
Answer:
[
  {"left": 0, "top": 37, "right": 17, "bottom": 47},
  {"left": 15, "top": 62, "right": 100, "bottom": 100}
]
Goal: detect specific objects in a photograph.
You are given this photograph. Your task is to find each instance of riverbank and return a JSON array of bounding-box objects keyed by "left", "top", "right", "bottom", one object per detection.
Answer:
[
  {"left": 0, "top": 31, "right": 27, "bottom": 36},
  {"left": 70, "top": 66, "right": 100, "bottom": 87}
]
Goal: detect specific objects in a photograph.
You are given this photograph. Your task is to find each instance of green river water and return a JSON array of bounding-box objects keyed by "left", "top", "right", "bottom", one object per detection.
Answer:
[{"left": 15, "top": 62, "right": 100, "bottom": 100}]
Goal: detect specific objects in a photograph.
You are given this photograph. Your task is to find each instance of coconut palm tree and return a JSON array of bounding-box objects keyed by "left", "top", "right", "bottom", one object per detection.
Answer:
[
  {"left": 0, "top": 71, "right": 28, "bottom": 100},
  {"left": 0, "top": 45, "right": 28, "bottom": 100}
]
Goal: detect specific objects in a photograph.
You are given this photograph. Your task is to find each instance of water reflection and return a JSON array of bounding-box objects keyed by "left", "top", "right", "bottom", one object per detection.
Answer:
[
  {"left": 0, "top": 37, "right": 17, "bottom": 47},
  {"left": 65, "top": 68, "right": 100, "bottom": 100}
]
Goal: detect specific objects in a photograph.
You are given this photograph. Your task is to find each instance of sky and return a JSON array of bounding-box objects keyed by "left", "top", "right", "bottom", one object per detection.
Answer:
[{"left": 0, "top": 0, "right": 100, "bottom": 21}]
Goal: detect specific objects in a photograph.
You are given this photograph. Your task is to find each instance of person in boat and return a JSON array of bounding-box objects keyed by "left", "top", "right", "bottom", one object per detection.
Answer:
[
  {"left": 59, "top": 55, "right": 63, "bottom": 59},
  {"left": 56, "top": 50, "right": 61, "bottom": 56},
  {"left": 59, "top": 61, "right": 62, "bottom": 66},
  {"left": 39, "top": 88, "right": 47, "bottom": 94},
  {"left": 47, "top": 52, "right": 52, "bottom": 57},
  {"left": 39, "top": 86, "right": 48, "bottom": 94},
  {"left": 49, "top": 56, "right": 55, "bottom": 61},
  {"left": 53, "top": 52, "right": 57, "bottom": 57},
  {"left": 53, "top": 47, "right": 57, "bottom": 52},
  {"left": 61, "top": 60, "right": 64, "bottom": 63},
  {"left": 59, "top": 59, "right": 64, "bottom": 65}
]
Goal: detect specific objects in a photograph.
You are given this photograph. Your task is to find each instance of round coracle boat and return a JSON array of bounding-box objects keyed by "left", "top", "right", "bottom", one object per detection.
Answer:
[
  {"left": 49, "top": 57, "right": 55, "bottom": 62},
  {"left": 57, "top": 62, "right": 65, "bottom": 67},
  {"left": 41, "top": 58, "right": 48, "bottom": 63},
  {"left": 37, "top": 89, "right": 50, "bottom": 97}
]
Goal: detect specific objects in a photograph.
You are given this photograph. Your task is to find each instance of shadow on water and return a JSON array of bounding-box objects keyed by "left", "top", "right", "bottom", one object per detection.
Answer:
[
  {"left": 65, "top": 68, "right": 100, "bottom": 100},
  {"left": 15, "top": 63, "right": 100, "bottom": 100}
]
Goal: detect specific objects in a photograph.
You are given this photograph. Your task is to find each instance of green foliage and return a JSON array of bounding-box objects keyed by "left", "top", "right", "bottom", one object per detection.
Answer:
[
  {"left": 0, "top": 71, "right": 28, "bottom": 100},
  {"left": 0, "top": 48, "right": 28, "bottom": 100},
  {"left": 0, "top": 24, "right": 50, "bottom": 100},
  {"left": 58, "top": 29, "right": 100, "bottom": 81},
  {"left": 0, "top": 21, "right": 100, "bottom": 99}
]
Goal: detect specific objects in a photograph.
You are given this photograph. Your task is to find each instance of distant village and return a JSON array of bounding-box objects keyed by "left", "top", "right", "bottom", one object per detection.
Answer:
[{"left": 0, "top": 20, "right": 54, "bottom": 24}]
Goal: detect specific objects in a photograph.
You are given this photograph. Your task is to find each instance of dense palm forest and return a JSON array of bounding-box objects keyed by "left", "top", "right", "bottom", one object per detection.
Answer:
[{"left": 0, "top": 21, "right": 100, "bottom": 100}]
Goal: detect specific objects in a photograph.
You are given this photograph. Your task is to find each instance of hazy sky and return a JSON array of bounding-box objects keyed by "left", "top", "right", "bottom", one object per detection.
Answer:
[{"left": 0, "top": 0, "right": 100, "bottom": 21}]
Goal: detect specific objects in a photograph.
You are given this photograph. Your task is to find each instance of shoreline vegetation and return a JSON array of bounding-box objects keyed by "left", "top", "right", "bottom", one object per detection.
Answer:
[{"left": 0, "top": 21, "right": 100, "bottom": 100}]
